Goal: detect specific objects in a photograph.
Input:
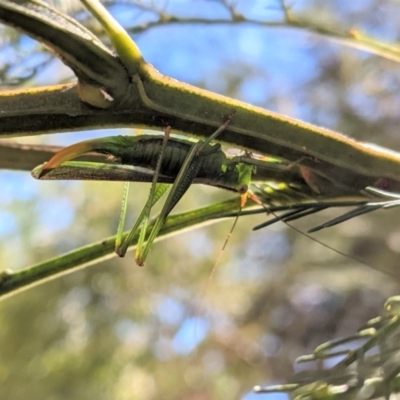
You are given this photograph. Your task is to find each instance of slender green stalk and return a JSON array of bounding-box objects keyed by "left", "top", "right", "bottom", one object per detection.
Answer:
[
  {"left": 0, "top": 198, "right": 242, "bottom": 301},
  {"left": 80, "top": 0, "right": 144, "bottom": 74}
]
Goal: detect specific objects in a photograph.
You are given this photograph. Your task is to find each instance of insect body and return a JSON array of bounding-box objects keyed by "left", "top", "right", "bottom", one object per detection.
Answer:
[
  {"left": 39, "top": 135, "right": 251, "bottom": 196},
  {"left": 35, "top": 133, "right": 398, "bottom": 269},
  {"left": 37, "top": 128, "right": 262, "bottom": 265}
]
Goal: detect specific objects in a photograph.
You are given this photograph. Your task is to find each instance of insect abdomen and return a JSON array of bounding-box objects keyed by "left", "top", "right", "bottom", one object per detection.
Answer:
[{"left": 118, "top": 136, "right": 191, "bottom": 175}]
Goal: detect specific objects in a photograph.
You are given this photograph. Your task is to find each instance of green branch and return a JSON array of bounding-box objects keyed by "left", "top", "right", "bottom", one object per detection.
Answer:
[{"left": 0, "top": 198, "right": 241, "bottom": 301}]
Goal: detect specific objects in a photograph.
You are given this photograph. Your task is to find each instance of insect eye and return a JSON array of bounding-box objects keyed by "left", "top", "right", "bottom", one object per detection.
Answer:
[{"left": 238, "top": 184, "right": 248, "bottom": 194}]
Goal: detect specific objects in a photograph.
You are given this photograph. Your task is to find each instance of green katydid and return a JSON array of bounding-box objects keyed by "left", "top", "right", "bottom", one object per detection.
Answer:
[
  {"left": 37, "top": 120, "right": 266, "bottom": 265},
  {"left": 33, "top": 139, "right": 400, "bottom": 278}
]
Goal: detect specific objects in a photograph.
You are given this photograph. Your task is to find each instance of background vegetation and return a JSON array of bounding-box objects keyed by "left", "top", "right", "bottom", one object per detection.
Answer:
[{"left": 1, "top": 1, "right": 400, "bottom": 399}]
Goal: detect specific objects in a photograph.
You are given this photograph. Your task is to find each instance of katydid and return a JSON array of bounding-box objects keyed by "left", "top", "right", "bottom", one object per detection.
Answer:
[
  {"left": 38, "top": 136, "right": 252, "bottom": 194},
  {"left": 34, "top": 139, "right": 394, "bottom": 228},
  {"left": 34, "top": 125, "right": 399, "bottom": 271},
  {"left": 38, "top": 121, "right": 262, "bottom": 265}
]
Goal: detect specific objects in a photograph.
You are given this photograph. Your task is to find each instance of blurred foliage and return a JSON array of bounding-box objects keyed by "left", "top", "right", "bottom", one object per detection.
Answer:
[
  {"left": 1, "top": 0, "right": 400, "bottom": 399},
  {"left": 256, "top": 297, "right": 400, "bottom": 399}
]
